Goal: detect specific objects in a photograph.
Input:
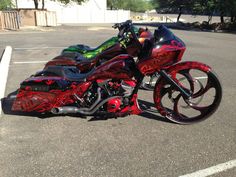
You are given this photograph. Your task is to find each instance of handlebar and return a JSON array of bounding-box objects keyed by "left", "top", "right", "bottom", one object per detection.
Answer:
[
  {"left": 112, "top": 20, "right": 132, "bottom": 38},
  {"left": 112, "top": 20, "right": 132, "bottom": 30},
  {"left": 112, "top": 20, "right": 142, "bottom": 49}
]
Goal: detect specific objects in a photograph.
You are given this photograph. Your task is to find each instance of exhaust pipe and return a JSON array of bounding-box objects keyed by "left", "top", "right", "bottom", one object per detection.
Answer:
[
  {"left": 51, "top": 87, "right": 121, "bottom": 115},
  {"left": 51, "top": 97, "right": 121, "bottom": 115},
  {"left": 51, "top": 107, "right": 80, "bottom": 114}
]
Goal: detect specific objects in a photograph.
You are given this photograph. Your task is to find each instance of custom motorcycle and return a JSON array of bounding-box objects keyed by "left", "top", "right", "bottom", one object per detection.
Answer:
[
  {"left": 45, "top": 21, "right": 152, "bottom": 73},
  {"left": 11, "top": 24, "right": 222, "bottom": 124},
  {"left": 61, "top": 23, "right": 142, "bottom": 59}
]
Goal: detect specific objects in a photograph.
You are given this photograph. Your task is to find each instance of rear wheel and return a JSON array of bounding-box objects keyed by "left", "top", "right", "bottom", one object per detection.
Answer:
[{"left": 154, "top": 63, "right": 222, "bottom": 124}]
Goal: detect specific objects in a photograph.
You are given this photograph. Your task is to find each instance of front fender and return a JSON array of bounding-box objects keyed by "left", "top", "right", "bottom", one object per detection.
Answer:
[
  {"left": 154, "top": 61, "right": 212, "bottom": 88},
  {"left": 164, "top": 61, "right": 212, "bottom": 74}
]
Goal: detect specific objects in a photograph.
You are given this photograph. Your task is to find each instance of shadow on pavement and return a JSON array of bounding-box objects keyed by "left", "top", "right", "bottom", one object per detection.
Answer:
[{"left": 138, "top": 99, "right": 173, "bottom": 123}]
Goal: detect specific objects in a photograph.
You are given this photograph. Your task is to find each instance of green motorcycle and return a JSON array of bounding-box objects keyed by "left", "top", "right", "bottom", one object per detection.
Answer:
[
  {"left": 62, "top": 36, "right": 119, "bottom": 59},
  {"left": 61, "top": 26, "right": 140, "bottom": 59}
]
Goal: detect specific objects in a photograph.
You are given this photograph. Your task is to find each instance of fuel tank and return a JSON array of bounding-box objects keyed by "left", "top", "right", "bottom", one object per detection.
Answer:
[{"left": 87, "top": 55, "right": 136, "bottom": 81}]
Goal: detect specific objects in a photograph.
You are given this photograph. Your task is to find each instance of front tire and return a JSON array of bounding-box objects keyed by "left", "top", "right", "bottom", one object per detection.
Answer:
[{"left": 154, "top": 62, "right": 222, "bottom": 124}]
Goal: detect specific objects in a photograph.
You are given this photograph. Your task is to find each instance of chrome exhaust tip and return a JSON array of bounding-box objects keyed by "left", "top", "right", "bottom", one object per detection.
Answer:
[
  {"left": 51, "top": 107, "right": 61, "bottom": 114},
  {"left": 51, "top": 107, "right": 80, "bottom": 114}
]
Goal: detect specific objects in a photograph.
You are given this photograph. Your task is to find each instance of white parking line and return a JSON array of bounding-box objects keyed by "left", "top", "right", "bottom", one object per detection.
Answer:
[
  {"left": 195, "top": 76, "right": 208, "bottom": 80},
  {"left": 13, "top": 61, "right": 48, "bottom": 64},
  {"left": 87, "top": 27, "right": 111, "bottom": 31},
  {"left": 14, "top": 46, "right": 66, "bottom": 50},
  {"left": 0, "top": 46, "right": 12, "bottom": 116},
  {"left": 0, "top": 32, "right": 45, "bottom": 35},
  {"left": 179, "top": 159, "right": 236, "bottom": 177}
]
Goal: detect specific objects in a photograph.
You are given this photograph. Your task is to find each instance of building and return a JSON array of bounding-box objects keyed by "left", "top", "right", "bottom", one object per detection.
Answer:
[{"left": 15, "top": 0, "right": 130, "bottom": 24}]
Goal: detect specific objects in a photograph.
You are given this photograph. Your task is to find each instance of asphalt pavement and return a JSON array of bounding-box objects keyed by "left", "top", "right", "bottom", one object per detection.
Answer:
[{"left": 0, "top": 25, "right": 235, "bottom": 177}]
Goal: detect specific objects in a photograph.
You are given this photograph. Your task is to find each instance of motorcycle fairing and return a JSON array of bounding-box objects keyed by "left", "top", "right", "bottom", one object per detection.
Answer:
[{"left": 137, "top": 26, "right": 186, "bottom": 75}]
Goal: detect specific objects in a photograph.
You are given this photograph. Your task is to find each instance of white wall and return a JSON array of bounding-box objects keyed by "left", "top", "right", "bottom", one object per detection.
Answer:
[
  {"left": 16, "top": 0, "right": 36, "bottom": 9},
  {"left": 16, "top": 0, "right": 107, "bottom": 11},
  {"left": 15, "top": 0, "right": 130, "bottom": 24}
]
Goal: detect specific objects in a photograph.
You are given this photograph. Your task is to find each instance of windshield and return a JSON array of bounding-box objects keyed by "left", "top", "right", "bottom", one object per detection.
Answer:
[{"left": 154, "top": 25, "right": 175, "bottom": 43}]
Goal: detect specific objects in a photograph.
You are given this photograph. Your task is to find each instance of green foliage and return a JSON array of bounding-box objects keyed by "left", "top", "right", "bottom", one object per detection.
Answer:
[
  {"left": 107, "top": 0, "right": 154, "bottom": 12},
  {"left": 153, "top": 0, "right": 195, "bottom": 21},
  {"left": 192, "top": 0, "right": 236, "bottom": 22},
  {"left": 33, "top": 0, "right": 87, "bottom": 9},
  {"left": 218, "top": 0, "right": 236, "bottom": 16},
  {"left": 153, "top": 0, "right": 236, "bottom": 22},
  {"left": 151, "top": 0, "right": 159, "bottom": 9},
  {"left": 0, "top": 0, "right": 13, "bottom": 10},
  {"left": 154, "top": 0, "right": 195, "bottom": 12}
]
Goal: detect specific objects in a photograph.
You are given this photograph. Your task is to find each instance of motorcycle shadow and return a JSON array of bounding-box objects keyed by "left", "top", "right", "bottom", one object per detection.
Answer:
[
  {"left": 138, "top": 99, "right": 172, "bottom": 123},
  {"left": 1, "top": 91, "right": 172, "bottom": 123}
]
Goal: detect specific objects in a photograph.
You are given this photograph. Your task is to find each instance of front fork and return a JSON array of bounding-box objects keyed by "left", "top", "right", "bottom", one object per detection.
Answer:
[
  {"left": 133, "top": 68, "right": 191, "bottom": 100},
  {"left": 127, "top": 69, "right": 191, "bottom": 115},
  {"left": 159, "top": 70, "right": 191, "bottom": 99}
]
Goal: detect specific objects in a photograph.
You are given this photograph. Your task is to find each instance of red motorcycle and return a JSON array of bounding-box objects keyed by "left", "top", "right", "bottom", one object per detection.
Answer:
[
  {"left": 11, "top": 25, "right": 222, "bottom": 124},
  {"left": 44, "top": 21, "right": 152, "bottom": 73}
]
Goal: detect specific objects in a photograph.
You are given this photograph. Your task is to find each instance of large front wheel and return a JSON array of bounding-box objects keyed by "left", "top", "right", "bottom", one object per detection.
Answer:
[{"left": 154, "top": 62, "right": 222, "bottom": 124}]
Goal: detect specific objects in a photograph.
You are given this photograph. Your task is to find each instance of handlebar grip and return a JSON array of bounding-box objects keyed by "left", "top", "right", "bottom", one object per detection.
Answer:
[
  {"left": 113, "top": 20, "right": 132, "bottom": 29},
  {"left": 112, "top": 24, "right": 118, "bottom": 29}
]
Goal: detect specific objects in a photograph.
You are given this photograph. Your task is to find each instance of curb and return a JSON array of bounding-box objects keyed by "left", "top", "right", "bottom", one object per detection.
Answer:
[{"left": 0, "top": 46, "right": 12, "bottom": 116}]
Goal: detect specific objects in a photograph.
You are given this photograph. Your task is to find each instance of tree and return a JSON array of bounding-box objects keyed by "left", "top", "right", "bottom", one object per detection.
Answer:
[
  {"left": 33, "top": 0, "right": 87, "bottom": 10},
  {"left": 154, "top": 0, "right": 195, "bottom": 22},
  {"left": 218, "top": 0, "right": 236, "bottom": 22},
  {"left": 229, "top": 0, "right": 236, "bottom": 22},
  {"left": 153, "top": 0, "right": 236, "bottom": 23},
  {"left": 0, "top": 0, "right": 13, "bottom": 10},
  {"left": 193, "top": 0, "right": 217, "bottom": 23},
  {"left": 107, "top": 0, "right": 154, "bottom": 12},
  {"left": 33, "top": 0, "right": 39, "bottom": 9},
  {"left": 197, "top": 0, "right": 236, "bottom": 23}
]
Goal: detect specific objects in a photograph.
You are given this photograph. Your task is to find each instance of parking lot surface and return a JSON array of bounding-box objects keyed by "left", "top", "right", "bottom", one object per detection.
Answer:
[{"left": 0, "top": 25, "right": 236, "bottom": 177}]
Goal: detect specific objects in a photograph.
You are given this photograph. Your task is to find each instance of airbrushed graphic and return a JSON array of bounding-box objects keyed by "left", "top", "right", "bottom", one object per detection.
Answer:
[
  {"left": 63, "top": 37, "right": 119, "bottom": 58},
  {"left": 45, "top": 26, "right": 149, "bottom": 73},
  {"left": 11, "top": 21, "right": 222, "bottom": 124}
]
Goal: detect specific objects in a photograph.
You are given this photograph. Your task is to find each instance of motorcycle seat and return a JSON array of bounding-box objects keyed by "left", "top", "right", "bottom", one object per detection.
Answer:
[
  {"left": 62, "top": 37, "right": 119, "bottom": 59},
  {"left": 58, "top": 52, "right": 97, "bottom": 62},
  {"left": 63, "top": 66, "right": 94, "bottom": 81},
  {"left": 63, "top": 44, "right": 98, "bottom": 55},
  {"left": 35, "top": 66, "right": 94, "bottom": 82},
  {"left": 73, "top": 37, "right": 118, "bottom": 53}
]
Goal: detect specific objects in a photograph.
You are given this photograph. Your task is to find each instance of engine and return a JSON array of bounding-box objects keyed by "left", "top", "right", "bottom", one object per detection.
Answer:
[
  {"left": 81, "top": 79, "right": 136, "bottom": 113},
  {"left": 74, "top": 79, "right": 136, "bottom": 115},
  {"left": 104, "top": 80, "right": 136, "bottom": 113},
  {"left": 105, "top": 80, "right": 136, "bottom": 97}
]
